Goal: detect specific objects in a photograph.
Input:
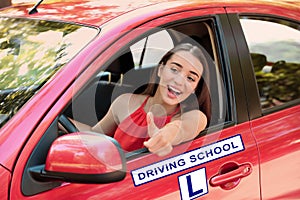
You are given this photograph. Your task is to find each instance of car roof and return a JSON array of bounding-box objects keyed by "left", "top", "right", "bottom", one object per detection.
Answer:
[{"left": 0, "top": 0, "right": 299, "bottom": 27}]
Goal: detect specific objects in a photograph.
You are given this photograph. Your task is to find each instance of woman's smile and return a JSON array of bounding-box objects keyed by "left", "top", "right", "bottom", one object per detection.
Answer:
[{"left": 167, "top": 85, "right": 182, "bottom": 98}]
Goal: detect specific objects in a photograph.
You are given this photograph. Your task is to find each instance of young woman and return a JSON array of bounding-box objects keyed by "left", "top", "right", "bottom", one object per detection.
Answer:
[{"left": 76, "top": 43, "right": 211, "bottom": 156}]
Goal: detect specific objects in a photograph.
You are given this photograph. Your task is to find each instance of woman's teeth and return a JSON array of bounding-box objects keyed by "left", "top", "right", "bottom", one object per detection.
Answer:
[{"left": 168, "top": 86, "right": 181, "bottom": 96}]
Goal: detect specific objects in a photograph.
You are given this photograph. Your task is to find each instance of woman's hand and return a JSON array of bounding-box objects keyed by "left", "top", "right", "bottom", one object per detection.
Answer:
[{"left": 144, "top": 112, "right": 178, "bottom": 157}]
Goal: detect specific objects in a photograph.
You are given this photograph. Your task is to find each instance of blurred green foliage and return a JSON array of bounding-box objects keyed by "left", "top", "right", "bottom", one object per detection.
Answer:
[
  {"left": 252, "top": 53, "right": 300, "bottom": 109},
  {"left": 0, "top": 17, "right": 96, "bottom": 127},
  {"left": 0, "top": 18, "right": 79, "bottom": 89}
]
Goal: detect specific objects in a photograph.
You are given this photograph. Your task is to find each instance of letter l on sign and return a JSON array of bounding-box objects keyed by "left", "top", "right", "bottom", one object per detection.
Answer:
[{"left": 178, "top": 168, "right": 208, "bottom": 200}]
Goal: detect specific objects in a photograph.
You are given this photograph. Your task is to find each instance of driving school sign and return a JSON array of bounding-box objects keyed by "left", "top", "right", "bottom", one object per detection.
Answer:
[{"left": 131, "top": 134, "right": 244, "bottom": 186}]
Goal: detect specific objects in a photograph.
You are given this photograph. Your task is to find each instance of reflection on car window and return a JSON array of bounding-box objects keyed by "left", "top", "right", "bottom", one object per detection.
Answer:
[
  {"left": 130, "top": 30, "right": 174, "bottom": 68},
  {"left": 240, "top": 17, "right": 300, "bottom": 110},
  {"left": 0, "top": 17, "right": 98, "bottom": 127}
]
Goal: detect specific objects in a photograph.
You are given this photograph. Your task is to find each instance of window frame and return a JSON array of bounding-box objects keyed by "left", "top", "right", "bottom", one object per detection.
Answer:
[{"left": 238, "top": 14, "right": 300, "bottom": 116}]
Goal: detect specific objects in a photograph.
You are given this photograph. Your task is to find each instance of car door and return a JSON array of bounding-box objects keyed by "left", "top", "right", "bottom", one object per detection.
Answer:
[
  {"left": 10, "top": 8, "right": 260, "bottom": 200},
  {"left": 226, "top": 7, "right": 300, "bottom": 199}
]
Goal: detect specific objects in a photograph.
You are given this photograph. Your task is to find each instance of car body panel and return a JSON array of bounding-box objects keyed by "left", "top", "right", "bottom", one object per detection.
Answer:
[
  {"left": 10, "top": 124, "right": 260, "bottom": 199},
  {"left": 0, "top": 0, "right": 298, "bottom": 26},
  {"left": 226, "top": 4, "right": 300, "bottom": 21},
  {"left": 0, "top": 165, "right": 10, "bottom": 200},
  {"left": 251, "top": 105, "right": 300, "bottom": 199}
]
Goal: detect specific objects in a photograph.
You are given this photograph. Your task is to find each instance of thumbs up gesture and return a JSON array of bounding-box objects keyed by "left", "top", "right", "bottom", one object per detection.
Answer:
[
  {"left": 144, "top": 112, "right": 174, "bottom": 157},
  {"left": 146, "top": 112, "right": 159, "bottom": 138}
]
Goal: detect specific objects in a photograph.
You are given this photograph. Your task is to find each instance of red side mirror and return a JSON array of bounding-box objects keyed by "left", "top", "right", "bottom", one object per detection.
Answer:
[{"left": 39, "top": 132, "right": 126, "bottom": 183}]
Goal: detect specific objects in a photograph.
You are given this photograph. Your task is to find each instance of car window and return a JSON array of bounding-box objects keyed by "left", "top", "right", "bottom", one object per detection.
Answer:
[
  {"left": 67, "top": 20, "right": 229, "bottom": 139},
  {"left": 240, "top": 17, "right": 300, "bottom": 111},
  {"left": 130, "top": 30, "right": 174, "bottom": 69},
  {"left": 0, "top": 17, "right": 98, "bottom": 127}
]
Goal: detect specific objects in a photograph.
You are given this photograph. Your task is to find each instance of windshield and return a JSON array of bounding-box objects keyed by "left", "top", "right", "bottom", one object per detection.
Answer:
[{"left": 0, "top": 17, "right": 98, "bottom": 127}]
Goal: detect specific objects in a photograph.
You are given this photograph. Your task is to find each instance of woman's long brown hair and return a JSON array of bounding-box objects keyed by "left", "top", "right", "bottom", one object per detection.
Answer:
[{"left": 142, "top": 43, "right": 212, "bottom": 124}]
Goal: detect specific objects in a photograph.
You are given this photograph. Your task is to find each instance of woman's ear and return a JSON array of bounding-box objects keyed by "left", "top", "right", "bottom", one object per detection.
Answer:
[{"left": 157, "top": 64, "right": 163, "bottom": 77}]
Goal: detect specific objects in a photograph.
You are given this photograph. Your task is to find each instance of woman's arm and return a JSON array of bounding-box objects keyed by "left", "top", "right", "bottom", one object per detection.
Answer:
[
  {"left": 69, "top": 106, "right": 117, "bottom": 137},
  {"left": 144, "top": 110, "right": 207, "bottom": 156},
  {"left": 91, "top": 105, "right": 118, "bottom": 137},
  {"left": 171, "top": 109, "right": 207, "bottom": 145},
  {"left": 70, "top": 94, "right": 125, "bottom": 136}
]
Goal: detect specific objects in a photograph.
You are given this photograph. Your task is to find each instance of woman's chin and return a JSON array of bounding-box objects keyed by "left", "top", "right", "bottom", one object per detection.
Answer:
[{"left": 164, "top": 93, "right": 181, "bottom": 105}]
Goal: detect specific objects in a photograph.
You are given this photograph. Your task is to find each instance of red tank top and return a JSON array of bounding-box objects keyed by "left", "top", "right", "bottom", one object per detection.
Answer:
[{"left": 113, "top": 96, "right": 179, "bottom": 152}]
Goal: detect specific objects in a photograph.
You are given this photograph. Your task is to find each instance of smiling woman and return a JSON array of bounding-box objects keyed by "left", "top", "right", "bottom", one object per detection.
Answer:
[
  {"left": 74, "top": 43, "right": 212, "bottom": 157},
  {"left": 0, "top": 17, "right": 98, "bottom": 127}
]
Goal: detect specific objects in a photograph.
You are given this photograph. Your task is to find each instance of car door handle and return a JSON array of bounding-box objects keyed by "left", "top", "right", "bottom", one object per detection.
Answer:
[{"left": 209, "top": 163, "right": 252, "bottom": 190}]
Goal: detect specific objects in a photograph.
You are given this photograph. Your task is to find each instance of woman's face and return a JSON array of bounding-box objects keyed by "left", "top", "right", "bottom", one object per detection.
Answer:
[{"left": 157, "top": 50, "right": 204, "bottom": 105}]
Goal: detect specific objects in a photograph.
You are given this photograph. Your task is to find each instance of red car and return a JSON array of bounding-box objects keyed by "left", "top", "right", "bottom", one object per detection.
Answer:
[{"left": 0, "top": 0, "right": 299, "bottom": 199}]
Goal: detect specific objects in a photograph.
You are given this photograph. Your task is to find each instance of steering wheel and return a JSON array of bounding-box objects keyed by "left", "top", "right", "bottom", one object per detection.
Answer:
[{"left": 58, "top": 114, "right": 79, "bottom": 133}]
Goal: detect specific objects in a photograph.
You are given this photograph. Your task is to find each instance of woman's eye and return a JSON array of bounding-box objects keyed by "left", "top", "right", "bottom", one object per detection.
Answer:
[
  {"left": 187, "top": 76, "right": 195, "bottom": 82},
  {"left": 170, "top": 67, "right": 179, "bottom": 73}
]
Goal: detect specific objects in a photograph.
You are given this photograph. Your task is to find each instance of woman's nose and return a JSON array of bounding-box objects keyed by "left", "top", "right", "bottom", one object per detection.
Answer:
[{"left": 173, "top": 73, "right": 185, "bottom": 86}]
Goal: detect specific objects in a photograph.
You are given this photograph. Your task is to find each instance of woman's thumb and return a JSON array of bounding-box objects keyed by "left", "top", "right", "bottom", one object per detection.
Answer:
[
  {"left": 147, "top": 112, "right": 157, "bottom": 137},
  {"left": 146, "top": 112, "right": 153, "bottom": 125}
]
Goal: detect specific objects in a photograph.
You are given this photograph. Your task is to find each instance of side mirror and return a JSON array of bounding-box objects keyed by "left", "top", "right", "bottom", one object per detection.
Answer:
[{"left": 29, "top": 132, "right": 126, "bottom": 183}]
